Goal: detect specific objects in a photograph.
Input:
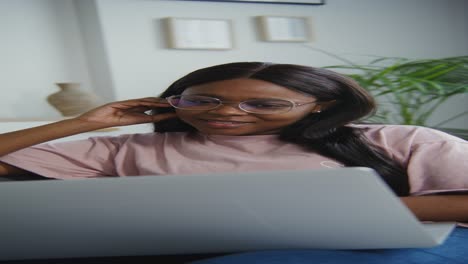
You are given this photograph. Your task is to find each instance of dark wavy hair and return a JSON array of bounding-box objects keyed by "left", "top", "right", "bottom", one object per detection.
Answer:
[{"left": 152, "top": 62, "right": 409, "bottom": 196}]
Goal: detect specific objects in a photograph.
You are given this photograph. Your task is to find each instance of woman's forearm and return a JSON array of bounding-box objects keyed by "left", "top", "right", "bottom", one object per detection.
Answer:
[
  {"left": 0, "top": 118, "right": 104, "bottom": 157},
  {"left": 401, "top": 195, "right": 468, "bottom": 222}
]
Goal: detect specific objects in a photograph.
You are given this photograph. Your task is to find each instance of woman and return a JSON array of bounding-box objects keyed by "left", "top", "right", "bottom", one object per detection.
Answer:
[{"left": 0, "top": 62, "right": 467, "bottom": 263}]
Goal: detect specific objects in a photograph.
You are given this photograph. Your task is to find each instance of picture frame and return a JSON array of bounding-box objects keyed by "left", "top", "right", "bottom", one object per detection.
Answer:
[
  {"left": 177, "top": 0, "right": 325, "bottom": 5},
  {"left": 257, "top": 16, "right": 313, "bottom": 42},
  {"left": 163, "top": 17, "right": 234, "bottom": 50}
]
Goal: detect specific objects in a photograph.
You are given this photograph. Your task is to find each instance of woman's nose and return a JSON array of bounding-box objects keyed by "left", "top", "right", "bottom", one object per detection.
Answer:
[{"left": 208, "top": 103, "right": 247, "bottom": 115}]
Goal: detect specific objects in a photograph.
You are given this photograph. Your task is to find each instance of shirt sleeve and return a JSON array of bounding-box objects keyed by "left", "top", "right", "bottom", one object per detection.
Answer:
[
  {"left": 407, "top": 132, "right": 468, "bottom": 228},
  {"left": 407, "top": 138, "right": 468, "bottom": 195},
  {"left": 0, "top": 135, "right": 126, "bottom": 179},
  {"left": 364, "top": 125, "right": 468, "bottom": 195},
  {"left": 361, "top": 125, "right": 468, "bottom": 227}
]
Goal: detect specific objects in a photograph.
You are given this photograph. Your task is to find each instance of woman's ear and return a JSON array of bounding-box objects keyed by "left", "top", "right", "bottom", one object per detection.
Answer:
[{"left": 312, "top": 100, "right": 337, "bottom": 113}]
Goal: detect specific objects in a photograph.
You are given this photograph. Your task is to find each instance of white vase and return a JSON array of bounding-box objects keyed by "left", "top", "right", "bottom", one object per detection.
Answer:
[{"left": 47, "top": 82, "right": 100, "bottom": 116}]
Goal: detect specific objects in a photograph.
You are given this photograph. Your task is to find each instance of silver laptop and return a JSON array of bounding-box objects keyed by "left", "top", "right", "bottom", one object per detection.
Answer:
[{"left": 0, "top": 167, "right": 455, "bottom": 261}]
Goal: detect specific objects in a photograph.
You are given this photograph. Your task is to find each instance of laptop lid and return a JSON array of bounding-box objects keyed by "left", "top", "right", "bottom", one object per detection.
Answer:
[{"left": 0, "top": 167, "right": 455, "bottom": 261}]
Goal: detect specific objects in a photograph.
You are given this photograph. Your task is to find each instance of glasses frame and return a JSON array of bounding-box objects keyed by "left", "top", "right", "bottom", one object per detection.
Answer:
[{"left": 166, "top": 95, "right": 318, "bottom": 115}]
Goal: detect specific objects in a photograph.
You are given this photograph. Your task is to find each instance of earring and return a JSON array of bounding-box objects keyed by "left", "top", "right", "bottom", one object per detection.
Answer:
[{"left": 315, "top": 110, "right": 321, "bottom": 113}]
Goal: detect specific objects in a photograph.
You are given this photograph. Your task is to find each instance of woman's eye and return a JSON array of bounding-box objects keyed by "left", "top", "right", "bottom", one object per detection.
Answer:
[
  {"left": 184, "top": 99, "right": 212, "bottom": 104},
  {"left": 195, "top": 100, "right": 214, "bottom": 104},
  {"left": 250, "top": 102, "right": 288, "bottom": 108},
  {"left": 257, "top": 104, "right": 280, "bottom": 108}
]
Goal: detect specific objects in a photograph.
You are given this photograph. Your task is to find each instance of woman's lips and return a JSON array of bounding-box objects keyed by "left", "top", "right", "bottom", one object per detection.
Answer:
[{"left": 199, "top": 119, "right": 253, "bottom": 128}]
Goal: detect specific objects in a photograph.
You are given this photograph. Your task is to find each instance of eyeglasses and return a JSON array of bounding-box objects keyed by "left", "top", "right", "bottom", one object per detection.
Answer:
[{"left": 166, "top": 95, "right": 317, "bottom": 115}]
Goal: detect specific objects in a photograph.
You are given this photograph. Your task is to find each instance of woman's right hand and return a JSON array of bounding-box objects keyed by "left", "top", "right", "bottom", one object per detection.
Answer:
[
  {"left": 0, "top": 97, "right": 177, "bottom": 166},
  {"left": 74, "top": 97, "right": 178, "bottom": 128}
]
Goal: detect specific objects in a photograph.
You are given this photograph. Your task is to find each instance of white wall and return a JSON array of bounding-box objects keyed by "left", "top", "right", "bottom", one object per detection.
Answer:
[
  {"left": 0, "top": 0, "right": 93, "bottom": 118},
  {"left": 74, "top": 0, "right": 116, "bottom": 102},
  {"left": 97, "top": 0, "right": 468, "bottom": 99},
  {"left": 1, "top": 0, "right": 467, "bottom": 128},
  {"left": 95, "top": 0, "right": 468, "bottom": 128}
]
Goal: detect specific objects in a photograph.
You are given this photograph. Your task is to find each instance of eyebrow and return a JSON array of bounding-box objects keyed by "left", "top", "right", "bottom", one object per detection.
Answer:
[{"left": 188, "top": 93, "right": 287, "bottom": 100}]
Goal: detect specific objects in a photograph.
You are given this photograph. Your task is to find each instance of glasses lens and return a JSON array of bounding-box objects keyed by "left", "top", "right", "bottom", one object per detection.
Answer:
[
  {"left": 168, "top": 95, "right": 219, "bottom": 110},
  {"left": 240, "top": 99, "right": 293, "bottom": 114}
]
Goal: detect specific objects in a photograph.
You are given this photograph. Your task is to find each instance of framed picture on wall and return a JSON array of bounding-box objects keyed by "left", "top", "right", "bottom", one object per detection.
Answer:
[
  {"left": 163, "top": 17, "right": 234, "bottom": 50},
  {"left": 176, "top": 0, "right": 325, "bottom": 5},
  {"left": 257, "top": 16, "right": 313, "bottom": 42}
]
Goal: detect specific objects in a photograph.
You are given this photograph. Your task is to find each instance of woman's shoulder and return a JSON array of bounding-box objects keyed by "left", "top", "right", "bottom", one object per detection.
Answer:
[{"left": 349, "top": 123, "right": 466, "bottom": 145}]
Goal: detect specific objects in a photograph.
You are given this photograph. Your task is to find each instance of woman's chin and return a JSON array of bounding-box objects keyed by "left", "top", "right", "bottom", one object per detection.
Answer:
[
  {"left": 197, "top": 129, "right": 250, "bottom": 136},
  {"left": 195, "top": 127, "right": 279, "bottom": 136}
]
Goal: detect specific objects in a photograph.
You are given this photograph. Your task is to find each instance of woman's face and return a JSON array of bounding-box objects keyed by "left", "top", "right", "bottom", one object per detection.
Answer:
[{"left": 173, "top": 78, "right": 323, "bottom": 136}]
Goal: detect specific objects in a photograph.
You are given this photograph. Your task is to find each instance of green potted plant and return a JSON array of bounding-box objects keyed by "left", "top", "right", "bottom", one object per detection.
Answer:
[{"left": 323, "top": 55, "right": 468, "bottom": 139}]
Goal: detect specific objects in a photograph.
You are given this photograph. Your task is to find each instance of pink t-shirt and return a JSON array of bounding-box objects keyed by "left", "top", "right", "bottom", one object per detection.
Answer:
[{"left": 1, "top": 124, "right": 467, "bottom": 196}]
